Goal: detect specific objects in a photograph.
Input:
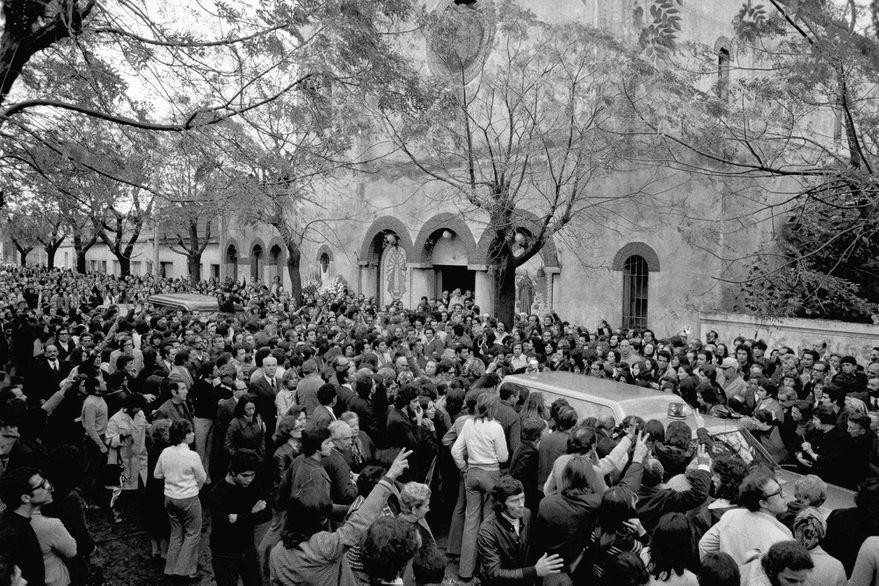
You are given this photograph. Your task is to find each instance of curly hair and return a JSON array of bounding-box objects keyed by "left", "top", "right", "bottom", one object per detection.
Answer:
[
  {"left": 491, "top": 475, "right": 524, "bottom": 514},
  {"left": 712, "top": 456, "right": 749, "bottom": 503}
]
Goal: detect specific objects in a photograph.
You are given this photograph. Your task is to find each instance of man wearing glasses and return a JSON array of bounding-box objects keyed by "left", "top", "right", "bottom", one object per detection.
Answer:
[
  {"left": 699, "top": 470, "right": 793, "bottom": 565},
  {"left": 0, "top": 467, "right": 54, "bottom": 585}
]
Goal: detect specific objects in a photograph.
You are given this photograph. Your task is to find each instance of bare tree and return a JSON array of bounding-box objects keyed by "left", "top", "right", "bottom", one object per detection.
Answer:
[
  {"left": 381, "top": 7, "right": 653, "bottom": 324},
  {"left": 621, "top": 0, "right": 879, "bottom": 320}
]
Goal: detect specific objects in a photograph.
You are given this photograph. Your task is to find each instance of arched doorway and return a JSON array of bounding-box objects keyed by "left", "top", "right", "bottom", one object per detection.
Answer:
[
  {"left": 225, "top": 245, "right": 238, "bottom": 281},
  {"left": 359, "top": 217, "right": 414, "bottom": 306},
  {"left": 251, "top": 244, "right": 263, "bottom": 282},
  {"left": 270, "top": 244, "right": 284, "bottom": 281}
]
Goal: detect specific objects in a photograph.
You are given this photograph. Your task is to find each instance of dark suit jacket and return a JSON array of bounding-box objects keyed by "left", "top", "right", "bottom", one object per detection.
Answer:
[
  {"left": 321, "top": 448, "right": 357, "bottom": 505},
  {"left": 340, "top": 430, "right": 376, "bottom": 472},
  {"left": 537, "top": 430, "right": 569, "bottom": 492},
  {"left": 26, "top": 356, "right": 66, "bottom": 403},
  {"left": 309, "top": 404, "right": 335, "bottom": 431},
  {"left": 495, "top": 401, "right": 521, "bottom": 459},
  {"left": 249, "top": 377, "right": 279, "bottom": 435},
  {"left": 333, "top": 384, "right": 356, "bottom": 418},
  {"left": 509, "top": 441, "right": 539, "bottom": 511}
]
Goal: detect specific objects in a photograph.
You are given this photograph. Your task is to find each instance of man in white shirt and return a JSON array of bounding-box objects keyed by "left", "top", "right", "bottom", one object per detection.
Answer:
[{"left": 699, "top": 469, "right": 793, "bottom": 565}]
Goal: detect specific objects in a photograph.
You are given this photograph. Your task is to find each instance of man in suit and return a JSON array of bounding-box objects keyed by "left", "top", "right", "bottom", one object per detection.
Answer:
[
  {"left": 153, "top": 380, "right": 193, "bottom": 423},
  {"left": 53, "top": 327, "right": 75, "bottom": 362},
  {"left": 323, "top": 421, "right": 358, "bottom": 505},
  {"left": 309, "top": 384, "right": 337, "bottom": 431},
  {"left": 25, "top": 345, "right": 66, "bottom": 404},
  {"left": 339, "top": 411, "right": 376, "bottom": 472},
  {"left": 211, "top": 379, "right": 249, "bottom": 481},
  {"left": 250, "top": 356, "right": 280, "bottom": 441}
]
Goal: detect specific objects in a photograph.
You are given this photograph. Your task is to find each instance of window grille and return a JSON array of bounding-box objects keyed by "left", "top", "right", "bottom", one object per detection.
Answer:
[{"left": 622, "top": 255, "right": 648, "bottom": 329}]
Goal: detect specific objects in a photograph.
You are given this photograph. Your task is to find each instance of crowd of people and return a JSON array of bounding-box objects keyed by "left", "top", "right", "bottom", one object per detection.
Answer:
[{"left": 0, "top": 264, "right": 878, "bottom": 586}]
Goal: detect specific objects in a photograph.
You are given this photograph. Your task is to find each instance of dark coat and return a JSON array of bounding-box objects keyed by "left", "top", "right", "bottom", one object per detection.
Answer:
[
  {"left": 537, "top": 430, "right": 569, "bottom": 493},
  {"left": 26, "top": 356, "right": 67, "bottom": 403},
  {"left": 636, "top": 468, "right": 711, "bottom": 534},
  {"left": 249, "top": 376, "right": 279, "bottom": 435},
  {"left": 496, "top": 401, "right": 522, "bottom": 460},
  {"left": 322, "top": 448, "right": 358, "bottom": 505},
  {"left": 824, "top": 506, "right": 879, "bottom": 576},
  {"left": 477, "top": 509, "right": 537, "bottom": 585},
  {"left": 309, "top": 404, "right": 335, "bottom": 431},
  {"left": 509, "top": 441, "right": 539, "bottom": 512}
]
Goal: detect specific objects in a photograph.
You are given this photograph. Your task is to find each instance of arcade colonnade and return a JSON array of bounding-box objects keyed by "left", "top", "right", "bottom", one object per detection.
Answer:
[
  {"left": 355, "top": 214, "right": 561, "bottom": 316},
  {"left": 216, "top": 213, "right": 662, "bottom": 327}
]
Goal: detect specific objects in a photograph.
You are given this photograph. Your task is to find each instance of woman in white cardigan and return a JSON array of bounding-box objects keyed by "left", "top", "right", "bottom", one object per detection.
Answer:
[{"left": 452, "top": 393, "right": 509, "bottom": 581}]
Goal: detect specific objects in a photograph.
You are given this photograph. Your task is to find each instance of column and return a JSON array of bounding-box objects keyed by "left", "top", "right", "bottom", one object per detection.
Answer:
[
  {"left": 359, "top": 262, "right": 377, "bottom": 299},
  {"left": 409, "top": 263, "right": 435, "bottom": 306},
  {"left": 471, "top": 265, "right": 495, "bottom": 316},
  {"left": 218, "top": 217, "right": 228, "bottom": 281},
  {"left": 544, "top": 266, "right": 561, "bottom": 311}
]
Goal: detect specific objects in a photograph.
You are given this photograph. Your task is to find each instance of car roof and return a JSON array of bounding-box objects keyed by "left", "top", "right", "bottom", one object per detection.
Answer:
[
  {"left": 501, "top": 371, "right": 856, "bottom": 510},
  {"left": 148, "top": 293, "right": 219, "bottom": 312}
]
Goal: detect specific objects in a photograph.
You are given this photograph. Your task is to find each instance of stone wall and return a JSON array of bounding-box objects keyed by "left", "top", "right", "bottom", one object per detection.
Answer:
[{"left": 698, "top": 312, "right": 879, "bottom": 363}]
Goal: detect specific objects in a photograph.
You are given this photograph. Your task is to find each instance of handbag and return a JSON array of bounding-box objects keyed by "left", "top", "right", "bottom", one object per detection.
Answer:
[{"left": 100, "top": 447, "right": 124, "bottom": 488}]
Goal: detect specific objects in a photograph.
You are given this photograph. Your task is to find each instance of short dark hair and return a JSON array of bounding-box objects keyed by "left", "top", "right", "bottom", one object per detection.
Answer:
[
  {"left": 738, "top": 470, "right": 776, "bottom": 512},
  {"left": 849, "top": 413, "right": 871, "bottom": 432},
  {"left": 301, "top": 428, "right": 331, "bottom": 456},
  {"left": 698, "top": 552, "right": 740, "bottom": 586},
  {"left": 555, "top": 407, "right": 578, "bottom": 431},
  {"left": 813, "top": 404, "right": 837, "bottom": 426},
  {"left": 760, "top": 541, "right": 813, "bottom": 580},
  {"left": 0, "top": 466, "right": 40, "bottom": 508},
  {"left": 413, "top": 546, "right": 447, "bottom": 585},
  {"left": 567, "top": 425, "right": 597, "bottom": 455},
  {"left": 229, "top": 448, "right": 261, "bottom": 475},
  {"left": 521, "top": 417, "right": 546, "bottom": 443},
  {"left": 234, "top": 395, "right": 256, "bottom": 418},
  {"left": 355, "top": 465, "right": 386, "bottom": 497},
  {"left": 317, "top": 384, "right": 337, "bottom": 406},
  {"left": 603, "top": 551, "right": 649, "bottom": 585},
  {"left": 168, "top": 419, "right": 193, "bottom": 445},
  {"left": 491, "top": 475, "right": 524, "bottom": 513},
  {"left": 361, "top": 517, "right": 420, "bottom": 583}
]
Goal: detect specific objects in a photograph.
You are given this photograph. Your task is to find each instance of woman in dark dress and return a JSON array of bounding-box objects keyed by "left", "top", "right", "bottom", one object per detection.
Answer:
[{"left": 145, "top": 418, "right": 172, "bottom": 560}]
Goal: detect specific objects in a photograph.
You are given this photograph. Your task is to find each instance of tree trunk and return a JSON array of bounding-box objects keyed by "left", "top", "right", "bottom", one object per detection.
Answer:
[
  {"left": 117, "top": 254, "right": 131, "bottom": 276},
  {"left": 18, "top": 248, "right": 31, "bottom": 266},
  {"left": 73, "top": 233, "right": 95, "bottom": 274},
  {"left": 44, "top": 243, "right": 61, "bottom": 270},
  {"left": 187, "top": 253, "right": 202, "bottom": 286},
  {"left": 286, "top": 244, "right": 302, "bottom": 304},
  {"left": 492, "top": 256, "right": 517, "bottom": 328}
]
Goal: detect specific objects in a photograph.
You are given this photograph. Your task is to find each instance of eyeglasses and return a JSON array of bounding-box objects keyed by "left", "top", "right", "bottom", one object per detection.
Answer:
[
  {"left": 763, "top": 486, "right": 784, "bottom": 500},
  {"left": 29, "top": 478, "right": 51, "bottom": 493}
]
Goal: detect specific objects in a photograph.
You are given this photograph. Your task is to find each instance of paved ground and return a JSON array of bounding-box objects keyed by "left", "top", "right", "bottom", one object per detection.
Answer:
[{"left": 87, "top": 494, "right": 463, "bottom": 585}]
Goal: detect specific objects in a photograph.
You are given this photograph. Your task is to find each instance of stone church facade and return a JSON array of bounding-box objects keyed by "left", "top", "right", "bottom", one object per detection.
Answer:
[{"left": 51, "top": 0, "right": 812, "bottom": 335}]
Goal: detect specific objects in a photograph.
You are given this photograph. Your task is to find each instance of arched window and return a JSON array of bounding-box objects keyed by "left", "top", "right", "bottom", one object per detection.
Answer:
[
  {"left": 622, "top": 255, "right": 649, "bottom": 329},
  {"left": 251, "top": 244, "right": 263, "bottom": 282},
  {"left": 319, "top": 252, "right": 330, "bottom": 273}
]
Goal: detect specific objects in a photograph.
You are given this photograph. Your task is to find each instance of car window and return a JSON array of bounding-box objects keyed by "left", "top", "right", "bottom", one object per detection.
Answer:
[{"left": 515, "top": 383, "right": 615, "bottom": 426}]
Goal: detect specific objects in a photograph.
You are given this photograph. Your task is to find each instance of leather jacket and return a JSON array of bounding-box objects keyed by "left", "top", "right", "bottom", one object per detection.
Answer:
[{"left": 476, "top": 509, "right": 537, "bottom": 585}]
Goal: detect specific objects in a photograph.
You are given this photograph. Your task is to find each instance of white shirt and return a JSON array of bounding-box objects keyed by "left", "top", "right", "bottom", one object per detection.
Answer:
[
  {"left": 276, "top": 388, "right": 296, "bottom": 418},
  {"left": 451, "top": 417, "right": 508, "bottom": 470},
  {"left": 698, "top": 509, "right": 792, "bottom": 566},
  {"left": 153, "top": 443, "right": 207, "bottom": 499}
]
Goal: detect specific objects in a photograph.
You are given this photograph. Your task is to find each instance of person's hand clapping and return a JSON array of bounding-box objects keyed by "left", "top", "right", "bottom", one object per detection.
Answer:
[
  {"left": 387, "top": 449, "right": 412, "bottom": 480},
  {"left": 534, "top": 553, "right": 564, "bottom": 577}
]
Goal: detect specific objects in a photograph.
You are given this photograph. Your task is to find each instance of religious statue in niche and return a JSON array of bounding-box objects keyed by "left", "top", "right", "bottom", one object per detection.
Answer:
[
  {"left": 382, "top": 244, "right": 408, "bottom": 302},
  {"left": 425, "top": 0, "right": 497, "bottom": 85}
]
